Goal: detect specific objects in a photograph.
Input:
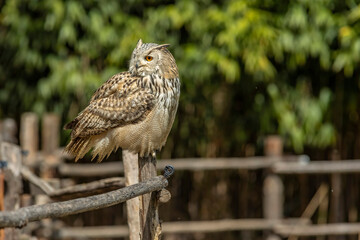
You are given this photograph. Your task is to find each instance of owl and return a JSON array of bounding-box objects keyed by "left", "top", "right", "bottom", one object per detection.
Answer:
[{"left": 64, "top": 39, "right": 180, "bottom": 162}]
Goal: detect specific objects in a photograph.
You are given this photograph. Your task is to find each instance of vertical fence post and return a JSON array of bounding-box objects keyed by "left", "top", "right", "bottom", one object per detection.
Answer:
[
  {"left": 263, "top": 136, "right": 284, "bottom": 240},
  {"left": 0, "top": 118, "right": 18, "bottom": 240},
  {"left": 42, "top": 113, "right": 60, "bottom": 156},
  {"left": 0, "top": 142, "right": 23, "bottom": 239},
  {"left": 20, "top": 113, "right": 39, "bottom": 166},
  {"left": 40, "top": 113, "right": 61, "bottom": 238},
  {"left": 329, "top": 150, "right": 344, "bottom": 240},
  {"left": 123, "top": 150, "right": 141, "bottom": 240},
  {"left": 41, "top": 113, "right": 61, "bottom": 177},
  {"left": 138, "top": 155, "right": 161, "bottom": 239},
  {"left": 0, "top": 170, "right": 3, "bottom": 240},
  {"left": 1, "top": 119, "right": 18, "bottom": 144}
]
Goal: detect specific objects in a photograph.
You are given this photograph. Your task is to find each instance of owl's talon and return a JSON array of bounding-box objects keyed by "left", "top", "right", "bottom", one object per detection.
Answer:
[{"left": 163, "top": 165, "right": 175, "bottom": 179}]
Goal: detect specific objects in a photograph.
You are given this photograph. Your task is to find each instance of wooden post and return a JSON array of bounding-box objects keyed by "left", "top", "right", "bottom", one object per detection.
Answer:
[
  {"left": 41, "top": 113, "right": 61, "bottom": 178},
  {"left": 123, "top": 150, "right": 141, "bottom": 240},
  {"left": 138, "top": 155, "right": 161, "bottom": 239},
  {"left": 0, "top": 166, "right": 4, "bottom": 240},
  {"left": 42, "top": 113, "right": 60, "bottom": 156},
  {"left": 263, "top": 136, "right": 283, "bottom": 240},
  {"left": 0, "top": 142, "right": 23, "bottom": 239},
  {"left": 40, "top": 113, "right": 61, "bottom": 239},
  {"left": 329, "top": 150, "right": 344, "bottom": 240},
  {"left": 20, "top": 113, "right": 39, "bottom": 165},
  {"left": 0, "top": 118, "right": 18, "bottom": 240},
  {"left": 1, "top": 118, "right": 18, "bottom": 144}
]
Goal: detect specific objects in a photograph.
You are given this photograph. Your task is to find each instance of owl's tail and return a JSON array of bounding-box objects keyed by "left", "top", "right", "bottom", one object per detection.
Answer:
[{"left": 64, "top": 137, "right": 92, "bottom": 162}]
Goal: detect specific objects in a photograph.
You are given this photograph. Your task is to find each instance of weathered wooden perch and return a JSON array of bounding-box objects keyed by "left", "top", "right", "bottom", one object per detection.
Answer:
[
  {"left": 138, "top": 155, "right": 160, "bottom": 239},
  {"left": 21, "top": 166, "right": 126, "bottom": 200},
  {"left": 0, "top": 175, "right": 168, "bottom": 228},
  {"left": 124, "top": 152, "right": 174, "bottom": 240},
  {"left": 123, "top": 150, "right": 141, "bottom": 240}
]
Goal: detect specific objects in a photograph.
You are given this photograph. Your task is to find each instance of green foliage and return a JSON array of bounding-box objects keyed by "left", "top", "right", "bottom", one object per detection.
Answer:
[
  {"left": 1, "top": 0, "right": 360, "bottom": 156},
  {"left": 267, "top": 82, "right": 335, "bottom": 152}
]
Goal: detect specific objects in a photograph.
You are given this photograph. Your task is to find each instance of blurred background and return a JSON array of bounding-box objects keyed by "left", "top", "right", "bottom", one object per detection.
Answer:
[{"left": 1, "top": 0, "right": 360, "bottom": 239}]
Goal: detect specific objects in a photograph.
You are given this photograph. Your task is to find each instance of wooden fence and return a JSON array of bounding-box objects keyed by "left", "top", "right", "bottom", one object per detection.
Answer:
[{"left": 0, "top": 112, "right": 360, "bottom": 239}]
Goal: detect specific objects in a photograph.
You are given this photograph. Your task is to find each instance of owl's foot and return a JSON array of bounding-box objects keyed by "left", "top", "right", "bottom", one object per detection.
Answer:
[
  {"left": 151, "top": 151, "right": 157, "bottom": 158},
  {"left": 163, "top": 165, "right": 175, "bottom": 178}
]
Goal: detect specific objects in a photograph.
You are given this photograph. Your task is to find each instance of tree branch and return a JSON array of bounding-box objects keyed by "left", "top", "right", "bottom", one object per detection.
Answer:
[
  {"left": 50, "top": 177, "right": 126, "bottom": 200},
  {"left": 0, "top": 176, "right": 168, "bottom": 228},
  {"left": 21, "top": 166, "right": 54, "bottom": 195},
  {"left": 21, "top": 166, "right": 126, "bottom": 200}
]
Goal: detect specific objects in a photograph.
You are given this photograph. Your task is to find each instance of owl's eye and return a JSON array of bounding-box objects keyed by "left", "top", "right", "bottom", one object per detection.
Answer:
[{"left": 145, "top": 56, "right": 153, "bottom": 61}]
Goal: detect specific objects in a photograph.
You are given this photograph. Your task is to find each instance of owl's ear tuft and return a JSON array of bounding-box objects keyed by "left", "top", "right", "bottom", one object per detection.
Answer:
[
  {"left": 136, "top": 39, "right": 143, "bottom": 49},
  {"left": 151, "top": 44, "right": 170, "bottom": 51},
  {"left": 157, "top": 44, "right": 170, "bottom": 49}
]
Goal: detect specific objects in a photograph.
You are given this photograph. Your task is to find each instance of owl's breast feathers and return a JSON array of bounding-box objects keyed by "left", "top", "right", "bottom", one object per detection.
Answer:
[{"left": 64, "top": 71, "right": 180, "bottom": 162}]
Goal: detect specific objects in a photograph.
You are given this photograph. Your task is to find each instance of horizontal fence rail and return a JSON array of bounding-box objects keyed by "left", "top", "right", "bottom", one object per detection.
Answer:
[
  {"left": 56, "top": 156, "right": 360, "bottom": 177},
  {"left": 52, "top": 219, "right": 309, "bottom": 238},
  {"left": 273, "top": 160, "right": 360, "bottom": 174},
  {"left": 59, "top": 156, "right": 305, "bottom": 177},
  {"left": 51, "top": 221, "right": 360, "bottom": 238}
]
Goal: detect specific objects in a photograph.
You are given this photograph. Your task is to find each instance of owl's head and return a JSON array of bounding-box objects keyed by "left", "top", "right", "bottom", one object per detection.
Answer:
[{"left": 129, "top": 39, "right": 178, "bottom": 79}]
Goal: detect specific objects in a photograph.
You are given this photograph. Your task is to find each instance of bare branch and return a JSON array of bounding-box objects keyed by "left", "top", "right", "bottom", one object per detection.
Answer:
[
  {"left": 21, "top": 166, "right": 125, "bottom": 200},
  {"left": 49, "top": 177, "right": 126, "bottom": 200},
  {"left": 21, "top": 166, "right": 54, "bottom": 195},
  {"left": 0, "top": 176, "right": 168, "bottom": 228}
]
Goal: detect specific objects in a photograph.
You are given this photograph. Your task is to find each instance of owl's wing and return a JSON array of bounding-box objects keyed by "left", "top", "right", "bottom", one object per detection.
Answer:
[
  {"left": 90, "top": 72, "right": 137, "bottom": 101},
  {"left": 65, "top": 73, "right": 155, "bottom": 138}
]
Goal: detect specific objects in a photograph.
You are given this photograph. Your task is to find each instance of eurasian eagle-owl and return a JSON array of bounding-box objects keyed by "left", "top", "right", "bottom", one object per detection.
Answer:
[{"left": 64, "top": 39, "right": 180, "bottom": 162}]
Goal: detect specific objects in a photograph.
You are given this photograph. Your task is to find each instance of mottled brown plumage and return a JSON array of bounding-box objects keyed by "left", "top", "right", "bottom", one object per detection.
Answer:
[{"left": 64, "top": 39, "right": 180, "bottom": 162}]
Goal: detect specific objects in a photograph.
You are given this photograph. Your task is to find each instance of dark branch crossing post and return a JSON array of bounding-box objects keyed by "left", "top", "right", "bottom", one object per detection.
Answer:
[
  {"left": 138, "top": 155, "right": 161, "bottom": 239},
  {"left": 138, "top": 155, "right": 174, "bottom": 239}
]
